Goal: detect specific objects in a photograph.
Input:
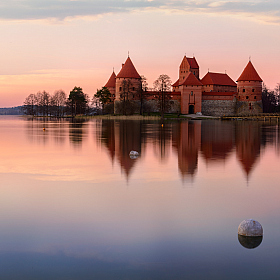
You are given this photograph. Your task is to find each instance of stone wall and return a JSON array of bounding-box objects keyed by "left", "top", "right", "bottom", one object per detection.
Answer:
[
  {"left": 114, "top": 99, "right": 181, "bottom": 115},
  {"left": 202, "top": 99, "right": 236, "bottom": 116},
  {"left": 236, "top": 101, "right": 263, "bottom": 115},
  {"left": 143, "top": 100, "right": 181, "bottom": 114}
]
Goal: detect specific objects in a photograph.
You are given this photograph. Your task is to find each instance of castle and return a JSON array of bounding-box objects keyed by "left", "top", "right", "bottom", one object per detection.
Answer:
[{"left": 104, "top": 55, "right": 263, "bottom": 116}]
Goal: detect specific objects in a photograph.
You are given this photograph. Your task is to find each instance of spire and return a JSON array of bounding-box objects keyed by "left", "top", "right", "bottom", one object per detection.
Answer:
[
  {"left": 104, "top": 71, "right": 116, "bottom": 88},
  {"left": 116, "top": 57, "right": 141, "bottom": 79},
  {"left": 237, "top": 61, "right": 262, "bottom": 82}
]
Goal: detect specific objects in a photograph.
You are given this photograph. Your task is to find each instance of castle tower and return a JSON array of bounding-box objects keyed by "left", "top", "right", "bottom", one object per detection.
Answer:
[
  {"left": 104, "top": 70, "right": 116, "bottom": 100},
  {"left": 115, "top": 56, "right": 141, "bottom": 101},
  {"left": 179, "top": 72, "right": 203, "bottom": 114},
  {"left": 179, "top": 56, "right": 199, "bottom": 84},
  {"left": 236, "top": 61, "right": 263, "bottom": 115}
]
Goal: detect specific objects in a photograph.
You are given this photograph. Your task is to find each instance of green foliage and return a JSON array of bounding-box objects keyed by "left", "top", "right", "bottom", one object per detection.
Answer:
[
  {"left": 94, "top": 87, "right": 112, "bottom": 109},
  {"left": 69, "top": 86, "right": 86, "bottom": 104},
  {"left": 68, "top": 86, "right": 88, "bottom": 116},
  {"left": 262, "top": 84, "right": 280, "bottom": 113}
]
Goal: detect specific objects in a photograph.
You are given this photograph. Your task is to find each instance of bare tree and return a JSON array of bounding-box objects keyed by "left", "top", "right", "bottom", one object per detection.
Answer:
[
  {"left": 138, "top": 75, "right": 148, "bottom": 115},
  {"left": 23, "top": 94, "right": 37, "bottom": 116},
  {"left": 153, "top": 74, "right": 172, "bottom": 119},
  {"left": 51, "top": 90, "right": 66, "bottom": 117},
  {"left": 119, "top": 79, "right": 135, "bottom": 115}
]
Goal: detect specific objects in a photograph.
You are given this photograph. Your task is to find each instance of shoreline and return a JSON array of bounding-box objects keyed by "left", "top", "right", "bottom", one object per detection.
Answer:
[{"left": 18, "top": 113, "right": 280, "bottom": 121}]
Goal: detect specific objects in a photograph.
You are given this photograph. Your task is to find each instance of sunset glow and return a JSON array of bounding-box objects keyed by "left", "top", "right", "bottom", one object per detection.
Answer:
[{"left": 0, "top": 1, "right": 279, "bottom": 107}]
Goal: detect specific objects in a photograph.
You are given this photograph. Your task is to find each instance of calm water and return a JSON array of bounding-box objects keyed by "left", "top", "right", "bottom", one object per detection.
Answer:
[{"left": 0, "top": 116, "right": 280, "bottom": 279}]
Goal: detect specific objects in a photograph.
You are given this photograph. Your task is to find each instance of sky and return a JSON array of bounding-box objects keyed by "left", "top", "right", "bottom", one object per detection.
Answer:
[{"left": 0, "top": 0, "right": 279, "bottom": 107}]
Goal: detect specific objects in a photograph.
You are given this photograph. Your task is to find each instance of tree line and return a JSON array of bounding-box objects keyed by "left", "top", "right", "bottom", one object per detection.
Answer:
[
  {"left": 23, "top": 87, "right": 91, "bottom": 117},
  {"left": 262, "top": 84, "right": 280, "bottom": 113},
  {"left": 23, "top": 74, "right": 173, "bottom": 117}
]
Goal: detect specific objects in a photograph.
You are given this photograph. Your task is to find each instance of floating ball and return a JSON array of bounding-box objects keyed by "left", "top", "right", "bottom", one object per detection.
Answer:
[{"left": 238, "top": 219, "right": 263, "bottom": 237}]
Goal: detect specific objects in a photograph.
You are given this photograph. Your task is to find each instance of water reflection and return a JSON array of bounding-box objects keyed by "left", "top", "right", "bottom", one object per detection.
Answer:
[
  {"left": 174, "top": 121, "right": 201, "bottom": 179},
  {"left": 238, "top": 235, "right": 263, "bottom": 249},
  {"left": 201, "top": 121, "right": 234, "bottom": 162},
  {"left": 25, "top": 118, "right": 280, "bottom": 180},
  {"left": 69, "top": 119, "right": 87, "bottom": 145},
  {"left": 235, "top": 122, "right": 261, "bottom": 178},
  {"left": 96, "top": 119, "right": 266, "bottom": 180}
]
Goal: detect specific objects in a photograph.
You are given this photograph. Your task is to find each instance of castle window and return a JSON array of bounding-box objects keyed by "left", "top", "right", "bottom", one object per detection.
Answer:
[
  {"left": 191, "top": 91, "right": 193, "bottom": 96},
  {"left": 119, "top": 87, "right": 122, "bottom": 91},
  {"left": 132, "top": 87, "right": 135, "bottom": 91},
  {"left": 246, "top": 96, "right": 249, "bottom": 99},
  {"left": 252, "top": 89, "right": 255, "bottom": 92},
  {"left": 243, "top": 89, "right": 245, "bottom": 92},
  {"left": 254, "top": 96, "right": 256, "bottom": 99}
]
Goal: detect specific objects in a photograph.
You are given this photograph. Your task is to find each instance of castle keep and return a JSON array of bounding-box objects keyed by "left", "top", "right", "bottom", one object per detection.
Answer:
[{"left": 104, "top": 56, "right": 263, "bottom": 116}]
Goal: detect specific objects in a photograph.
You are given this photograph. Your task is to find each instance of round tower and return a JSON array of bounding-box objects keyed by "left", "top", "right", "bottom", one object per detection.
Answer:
[
  {"left": 237, "top": 61, "right": 263, "bottom": 115},
  {"left": 115, "top": 57, "right": 141, "bottom": 100}
]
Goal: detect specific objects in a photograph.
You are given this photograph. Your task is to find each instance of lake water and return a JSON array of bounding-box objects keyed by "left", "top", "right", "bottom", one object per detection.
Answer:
[{"left": 0, "top": 116, "right": 280, "bottom": 279}]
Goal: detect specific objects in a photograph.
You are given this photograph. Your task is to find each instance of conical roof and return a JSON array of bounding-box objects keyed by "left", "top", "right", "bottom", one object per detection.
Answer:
[
  {"left": 105, "top": 71, "right": 116, "bottom": 88},
  {"left": 180, "top": 72, "right": 203, "bottom": 86},
  {"left": 116, "top": 57, "right": 141, "bottom": 79},
  {"left": 237, "top": 61, "right": 262, "bottom": 82}
]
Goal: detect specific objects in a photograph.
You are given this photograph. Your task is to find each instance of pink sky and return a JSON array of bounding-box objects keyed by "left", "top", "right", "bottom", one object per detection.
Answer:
[{"left": 0, "top": 1, "right": 279, "bottom": 107}]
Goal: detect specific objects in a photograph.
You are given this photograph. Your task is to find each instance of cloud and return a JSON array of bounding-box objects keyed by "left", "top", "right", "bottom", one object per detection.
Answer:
[{"left": 0, "top": 0, "right": 279, "bottom": 24}]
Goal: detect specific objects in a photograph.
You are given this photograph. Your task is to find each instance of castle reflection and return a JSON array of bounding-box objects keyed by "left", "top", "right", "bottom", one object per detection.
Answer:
[
  {"left": 97, "top": 119, "right": 277, "bottom": 180},
  {"left": 25, "top": 118, "right": 280, "bottom": 181}
]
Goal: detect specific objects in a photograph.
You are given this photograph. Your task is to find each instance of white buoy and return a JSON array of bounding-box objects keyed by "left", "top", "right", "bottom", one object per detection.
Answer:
[
  {"left": 129, "top": 151, "right": 139, "bottom": 156},
  {"left": 129, "top": 150, "right": 139, "bottom": 159},
  {"left": 238, "top": 219, "right": 263, "bottom": 237}
]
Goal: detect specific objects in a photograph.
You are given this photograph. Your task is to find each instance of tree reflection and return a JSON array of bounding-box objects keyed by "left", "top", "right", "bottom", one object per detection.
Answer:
[{"left": 69, "top": 119, "right": 87, "bottom": 146}]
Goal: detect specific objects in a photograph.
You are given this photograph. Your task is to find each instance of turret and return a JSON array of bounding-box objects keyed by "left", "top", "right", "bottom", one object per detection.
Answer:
[
  {"left": 179, "top": 56, "right": 199, "bottom": 84},
  {"left": 115, "top": 56, "right": 141, "bottom": 101},
  {"left": 236, "top": 61, "right": 263, "bottom": 115}
]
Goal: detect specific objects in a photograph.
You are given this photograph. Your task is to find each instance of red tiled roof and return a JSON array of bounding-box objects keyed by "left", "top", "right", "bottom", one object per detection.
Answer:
[
  {"left": 237, "top": 61, "right": 262, "bottom": 82},
  {"left": 116, "top": 57, "right": 141, "bottom": 79},
  {"left": 172, "top": 79, "right": 179, "bottom": 87},
  {"left": 180, "top": 56, "right": 199, "bottom": 69},
  {"left": 180, "top": 72, "right": 203, "bottom": 86},
  {"left": 186, "top": 57, "right": 199, "bottom": 69},
  {"left": 104, "top": 71, "right": 116, "bottom": 88},
  {"left": 201, "top": 72, "right": 236, "bottom": 87}
]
